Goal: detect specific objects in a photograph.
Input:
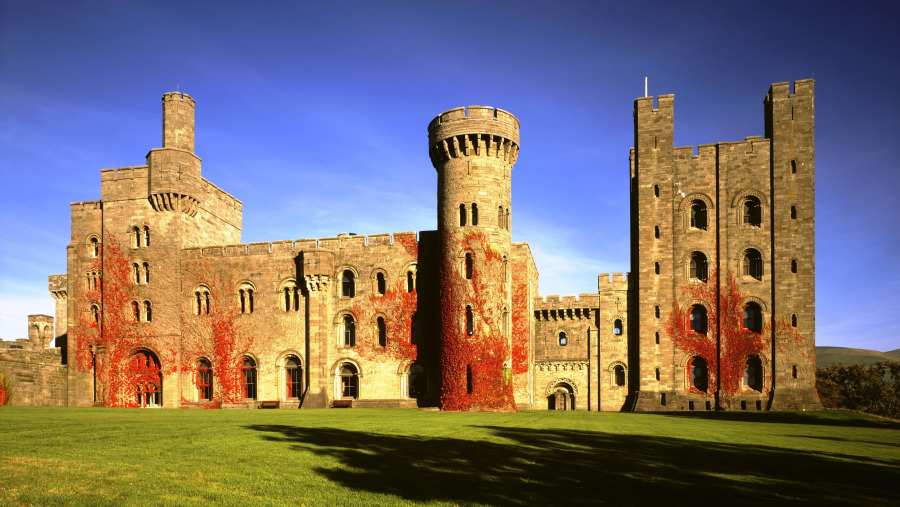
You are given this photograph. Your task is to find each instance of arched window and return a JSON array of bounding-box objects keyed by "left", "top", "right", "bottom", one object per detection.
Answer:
[
  {"left": 197, "top": 359, "right": 212, "bottom": 401},
  {"left": 653, "top": 184, "right": 659, "bottom": 198},
  {"left": 655, "top": 368, "right": 660, "bottom": 381},
  {"left": 743, "top": 302, "right": 762, "bottom": 333},
  {"left": 743, "top": 249, "right": 762, "bottom": 280},
  {"left": 654, "top": 262, "right": 660, "bottom": 275},
  {"left": 406, "top": 270, "right": 415, "bottom": 293},
  {"left": 465, "top": 306, "right": 474, "bottom": 336},
  {"left": 131, "top": 301, "right": 140, "bottom": 322},
  {"left": 558, "top": 332, "right": 567, "bottom": 346},
  {"left": 282, "top": 282, "right": 299, "bottom": 312},
  {"left": 143, "top": 301, "right": 152, "bottom": 322},
  {"left": 465, "top": 253, "right": 473, "bottom": 280},
  {"left": 132, "top": 227, "right": 140, "bottom": 248},
  {"left": 791, "top": 259, "right": 798, "bottom": 274},
  {"left": 654, "top": 225, "right": 660, "bottom": 239},
  {"left": 690, "top": 305, "right": 707, "bottom": 334},
  {"left": 792, "top": 365, "right": 798, "bottom": 379},
  {"left": 790, "top": 160, "right": 797, "bottom": 174},
  {"left": 143, "top": 226, "right": 150, "bottom": 247},
  {"left": 195, "top": 288, "right": 210, "bottom": 316},
  {"left": 791, "top": 314, "right": 797, "bottom": 328},
  {"left": 375, "top": 272, "right": 386, "bottom": 295},
  {"left": 377, "top": 317, "right": 387, "bottom": 347},
  {"left": 743, "top": 197, "right": 762, "bottom": 227},
  {"left": 240, "top": 356, "right": 257, "bottom": 400},
  {"left": 790, "top": 205, "right": 797, "bottom": 220},
  {"left": 655, "top": 331, "right": 660, "bottom": 344},
  {"left": 132, "top": 263, "right": 140, "bottom": 284},
  {"left": 90, "top": 304, "right": 100, "bottom": 325},
  {"left": 655, "top": 305, "right": 660, "bottom": 319},
  {"left": 690, "top": 200, "right": 707, "bottom": 230},
  {"left": 505, "top": 207, "right": 510, "bottom": 230},
  {"left": 90, "top": 237, "right": 99, "bottom": 258},
  {"left": 239, "top": 287, "right": 254, "bottom": 314},
  {"left": 142, "top": 262, "right": 150, "bottom": 284},
  {"left": 409, "top": 364, "right": 426, "bottom": 399},
  {"left": 498, "top": 206, "right": 504, "bottom": 228},
  {"left": 471, "top": 202, "right": 478, "bottom": 225},
  {"left": 744, "top": 356, "right": 762, "bottom": 391},
  {"left": 343, "top": 315, "right": 356, "bottom": 347},
  {"left": 132, "top": 350, "right": 161, "bottom": 407},
  {"left": 614, "top": 365, "right": 625, "bottom": 387},
  {"left": 340, "top": 364, "right": 359, "bottom": 399},
  {"left": 689, "top": 252, "right": 708, "bottom": 282},
  {"left": 285, "top": 356, "right": 302, "bottom": 400},
  {"left": 613, "top": 319, "right": 623, "bottom": 336},
  {"left": 689, "top": 356, "right": 708, "bottom": 393},
  {"left": 459, "top": 204, "right": 467, "bottom": 226},
  {"left": 341, "top": 270, "right": 355, "bottom": 297}
]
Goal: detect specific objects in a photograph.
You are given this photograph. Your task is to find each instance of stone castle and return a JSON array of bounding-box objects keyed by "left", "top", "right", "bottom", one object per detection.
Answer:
[{"left": 0, "top": 80, "right": 821, "bottom": 411}]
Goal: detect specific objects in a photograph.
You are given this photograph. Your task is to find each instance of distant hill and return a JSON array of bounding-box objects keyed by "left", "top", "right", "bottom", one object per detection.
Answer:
[{"left": 816, "top": 346, "right": 900, "bottom": 367}]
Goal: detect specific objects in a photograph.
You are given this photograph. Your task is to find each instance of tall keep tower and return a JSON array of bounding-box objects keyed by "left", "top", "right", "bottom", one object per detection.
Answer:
[{"left": 428, "top": 106, "right": 520, "bottom": 411}]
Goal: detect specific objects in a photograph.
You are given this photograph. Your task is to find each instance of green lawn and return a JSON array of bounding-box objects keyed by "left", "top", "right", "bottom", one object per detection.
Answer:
[{"left": 1, "top": 408, "right": 898, "bottom": 506}]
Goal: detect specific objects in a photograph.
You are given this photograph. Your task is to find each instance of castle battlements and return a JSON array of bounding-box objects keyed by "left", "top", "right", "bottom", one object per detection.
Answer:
[
  {"left": 598, "top": 272, "right": 628, "bottom": 292},
  {"left": 182, "top": 231, "right": 421, "bottom": 259}
]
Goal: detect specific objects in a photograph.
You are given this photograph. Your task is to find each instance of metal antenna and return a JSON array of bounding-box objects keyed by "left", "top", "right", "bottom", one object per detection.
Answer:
[{"left": 644, "top": 77, "right": 648, "bottom": 97}]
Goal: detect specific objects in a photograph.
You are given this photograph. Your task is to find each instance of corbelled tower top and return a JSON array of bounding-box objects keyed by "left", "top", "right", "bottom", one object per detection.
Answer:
[{"left": 428, "top": 106, "right": 519, "bottom": 169}]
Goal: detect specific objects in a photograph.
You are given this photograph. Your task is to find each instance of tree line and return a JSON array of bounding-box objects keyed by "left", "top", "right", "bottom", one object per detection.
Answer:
[{"left": 816, "top": 362, "right": 900, "bottom": 419}]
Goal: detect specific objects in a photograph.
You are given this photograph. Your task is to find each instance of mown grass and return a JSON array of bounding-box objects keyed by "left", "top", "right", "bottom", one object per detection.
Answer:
[{"left": 1, "top": 407, "right": 898, "bottom": 506}]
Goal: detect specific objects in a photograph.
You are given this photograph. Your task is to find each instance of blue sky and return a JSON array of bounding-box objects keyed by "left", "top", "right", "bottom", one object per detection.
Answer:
[{"left": 1, "top": 1, "right": 898, "bottom": 351}]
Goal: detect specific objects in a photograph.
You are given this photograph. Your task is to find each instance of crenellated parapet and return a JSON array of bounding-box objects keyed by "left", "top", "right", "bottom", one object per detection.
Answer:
[
  {"left": 598, "top": 272, "right": 629, "bottom": 292},
  {"left": 182, "top": 231, "right": 421, "bottom": 259},
  {"left": 428, "top": 106, "right": 520, "bottom": 167},
  {"left": 532, "top": 294, "right": 599, "bottom": 321}
]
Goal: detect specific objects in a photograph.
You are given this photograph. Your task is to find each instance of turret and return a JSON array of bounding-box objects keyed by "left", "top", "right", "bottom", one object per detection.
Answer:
[
  {"left": 147, "top": 92, "right": 201, "bottom": 215},
  {"left": 428, "top": 106, "right": 520, "bottom": 411}
]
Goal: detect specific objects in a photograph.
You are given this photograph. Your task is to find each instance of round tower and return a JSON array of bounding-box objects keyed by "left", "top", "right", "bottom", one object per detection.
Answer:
[{"left": 428, "top": 106, "right": 520, "bottom": 411}]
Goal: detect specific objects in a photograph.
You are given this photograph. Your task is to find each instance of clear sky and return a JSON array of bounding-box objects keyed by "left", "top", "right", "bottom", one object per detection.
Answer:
[{"left": 1, "top": 1, "right": 898, "bottom": 351}]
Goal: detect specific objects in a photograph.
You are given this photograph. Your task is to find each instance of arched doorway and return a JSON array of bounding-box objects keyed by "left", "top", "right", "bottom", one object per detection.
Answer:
[
  {"left": 131, "top": 349, "right": 161, "bottom": 407},
  {"left": 547, "top": 383, "right": 575, "bottom": 411}
]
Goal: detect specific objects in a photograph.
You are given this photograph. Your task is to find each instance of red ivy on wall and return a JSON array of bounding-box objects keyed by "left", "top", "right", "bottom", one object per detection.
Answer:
[
  {"left": 73, "top": 234, "right": 174, "bottom": 407},
  {"left": 510, "top": 260, "right": 531, "bottom": 375},
  {"left": 349, "top": 281, "right": 418, "bottom": 362},
  {"left": 439, "top": 231, "right": 516, "bottom": 412},
  {"left": 181, "top": 261, "right": 256, "bottom": 407},
  {"left": 666, "top": 270, "right": 765, "bottom": 397}
]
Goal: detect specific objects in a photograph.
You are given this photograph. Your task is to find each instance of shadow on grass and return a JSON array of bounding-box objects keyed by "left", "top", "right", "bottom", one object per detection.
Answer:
[
  {"left": 653, "top": 410, "right": 900, "bottom": 429},
  {"left": 246, "top": 422, "right": 899, "bottom": 505}
]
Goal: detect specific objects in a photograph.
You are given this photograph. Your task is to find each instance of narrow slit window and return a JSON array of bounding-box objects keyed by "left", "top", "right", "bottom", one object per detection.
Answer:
[{"left": 471, "top": 203, "right": 478, "bottom": 225}]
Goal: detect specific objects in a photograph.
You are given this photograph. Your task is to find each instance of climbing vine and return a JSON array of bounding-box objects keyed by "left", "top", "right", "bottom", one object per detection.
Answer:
[
  {"left": 349, "top": 281, "right": 418, "bottom": 362},
  {"left": 73, "top": 234, "right": 174, "bottom": 407},
  {"left": 510, "top": 260, "right": 531, "bottom": 375},
  {"left": 666, "top": 270, "right": 765, "bottom": 397},
  {"left": 0, "top": 370, "right": 11, "bottom": 405},
  {"left": 439, "top": 231, "right": 516, "bottom": 412},
  {"left": 181, "top": 261, "right": 256, "bottom": 407}
]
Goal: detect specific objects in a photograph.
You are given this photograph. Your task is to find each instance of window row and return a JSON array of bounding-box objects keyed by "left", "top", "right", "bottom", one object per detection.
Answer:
[
  {"left": 655, "top": 193, "right": 799, "bottom": 230},
  {"left": 338, "top": 313, "right": 422, "bottom": 347},
  {"left": 192, "top": 355, "right": 305, "bottom": 402},
  {"left": 337, "top": 361, "right": 427, "bottom": 400},
  {"left": 131, "top": 226, "right": 150, "bottom": 248},
  {"left": 458, "top": 203, "right": 511, "bottom": 230},
  {"left": 687, "top": 355, "right": 765, "bottom": 393},
  {"left": 341, "top": 267, "right": 417, "bottom": 298}
]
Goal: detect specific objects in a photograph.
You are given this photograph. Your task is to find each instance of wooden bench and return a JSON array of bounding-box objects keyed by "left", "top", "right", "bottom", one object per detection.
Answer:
[
  {"left": 331, "top": 399, "right": 353, "bottom": 409},
  {"left": 259, "top": 401, "right": 280, "bottom": 409}
]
